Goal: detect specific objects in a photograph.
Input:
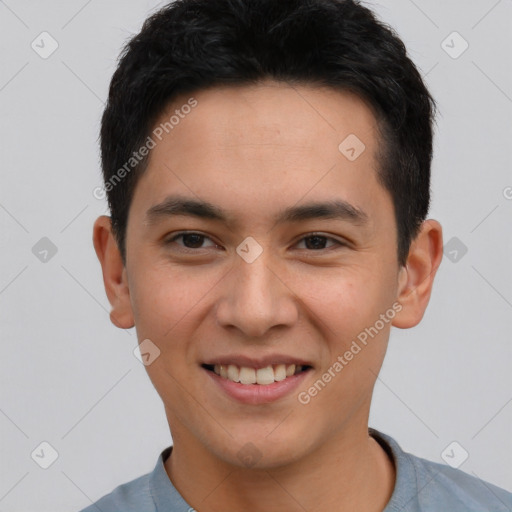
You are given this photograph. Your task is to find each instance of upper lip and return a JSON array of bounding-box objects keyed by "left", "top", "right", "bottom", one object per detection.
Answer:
[{"left": 202, "top": 354, "right": 313, "bottom": 369}]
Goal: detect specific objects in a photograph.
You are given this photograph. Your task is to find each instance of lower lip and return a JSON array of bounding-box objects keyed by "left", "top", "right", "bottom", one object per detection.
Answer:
[{"left": 204, "top": 367, "right": 312, "bottom": 405}]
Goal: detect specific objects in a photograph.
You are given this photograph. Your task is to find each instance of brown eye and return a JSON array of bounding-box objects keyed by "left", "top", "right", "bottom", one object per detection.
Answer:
[
  {"left": 178, "top": 233, "right": 205, "bottom": 248},
  {"left": 165, "top": 232, "right": 217, "bottom": 251},
  {"left": 296, "top": 234, "right": 344, "bottom": 251}
]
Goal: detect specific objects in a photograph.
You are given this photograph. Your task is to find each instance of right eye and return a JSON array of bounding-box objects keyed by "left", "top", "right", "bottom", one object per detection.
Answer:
[{"left": 164, "top": 231, "right": 220, "bottom": 252}]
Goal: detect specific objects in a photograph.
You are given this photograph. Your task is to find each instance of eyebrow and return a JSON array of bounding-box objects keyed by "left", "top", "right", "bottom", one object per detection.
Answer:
[{"left": 146, "top": 194, "right": 369, "bottom": 227}]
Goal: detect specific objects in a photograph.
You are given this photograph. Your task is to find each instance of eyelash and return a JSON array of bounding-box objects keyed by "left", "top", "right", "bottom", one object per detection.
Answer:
[{"left": 164, "top": 231, "right": 346, "bottom": 253}]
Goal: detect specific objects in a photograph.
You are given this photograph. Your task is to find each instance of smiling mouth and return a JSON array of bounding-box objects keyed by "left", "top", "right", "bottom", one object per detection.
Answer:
[{"left": 202, "top": 363, "right": 312, "bottom": 385}]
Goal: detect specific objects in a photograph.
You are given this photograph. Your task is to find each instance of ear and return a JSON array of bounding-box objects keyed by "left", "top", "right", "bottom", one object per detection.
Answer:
[
  {"left": 92, "top": 215, "right": 134, "bottom": 329},
  {"left": 392, "top": 219, "right": 443, "bottom": 329}
]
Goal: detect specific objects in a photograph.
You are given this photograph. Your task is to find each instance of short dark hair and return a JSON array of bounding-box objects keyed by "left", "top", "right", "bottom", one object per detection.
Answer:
[{"left": 100, "top": 0, "right": 437, "bottom": 267}]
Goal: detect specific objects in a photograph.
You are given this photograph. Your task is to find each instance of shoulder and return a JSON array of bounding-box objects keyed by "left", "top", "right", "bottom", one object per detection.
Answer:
[
  {"left": 78, "top": 472, "right": 155, "bottom": 512},
  {"left": 77, "top": 446, "right": 191, "bottom": 512},
  {"left": 371, "top": 429, "right": 512, "bottom": 512},
  {"left": 408, "top": 452, "right": 512, "bottom": 511}
]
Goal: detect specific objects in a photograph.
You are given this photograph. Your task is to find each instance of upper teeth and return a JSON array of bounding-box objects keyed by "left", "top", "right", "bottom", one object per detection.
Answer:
[{"left": 213, "top": 364, "right": 303, "bottom": 385}]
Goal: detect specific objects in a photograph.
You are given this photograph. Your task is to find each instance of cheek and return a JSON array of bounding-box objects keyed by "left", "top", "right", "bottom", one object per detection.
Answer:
[
  {"left": 129, "top": 266, "right": 208, "bottom": 405},
  {"left": 129, "top": 262, "right": 216, "bottom": 339},
  {"left": 130, "top": 280, "right": 172, "bottom": 339},
  {"left": 298, "top": 268, "right": 379, "bottom": 335},
  {"left": 300, "top": 267, "right": 394, "bottom": 377}
]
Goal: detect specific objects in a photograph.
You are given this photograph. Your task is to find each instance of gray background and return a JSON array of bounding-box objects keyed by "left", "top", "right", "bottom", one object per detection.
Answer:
[{"left": 1, "top": 0, "right": 511, "bottom": 510}]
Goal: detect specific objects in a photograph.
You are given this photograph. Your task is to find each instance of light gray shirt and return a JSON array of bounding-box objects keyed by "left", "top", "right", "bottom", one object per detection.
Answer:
[{"left": 80, "top": 428, "right": 512, "bottom": 511}]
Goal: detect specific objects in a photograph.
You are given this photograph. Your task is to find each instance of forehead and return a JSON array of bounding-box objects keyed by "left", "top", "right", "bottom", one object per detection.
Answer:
[
  {"left": 158, "top": 80, "right": 381, "bottom": 154},
  {"left": 132, "top": 80, "right": 392, "bottom": 233}
]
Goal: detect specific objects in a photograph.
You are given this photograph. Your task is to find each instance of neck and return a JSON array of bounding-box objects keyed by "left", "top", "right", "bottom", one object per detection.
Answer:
[{"left": 164, "top": 423, "right": 395, "bottom": 512}]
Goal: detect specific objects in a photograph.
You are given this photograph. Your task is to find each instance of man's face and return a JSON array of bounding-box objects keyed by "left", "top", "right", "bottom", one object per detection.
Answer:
[{"left": 124, "top": 81, "right": 405, "bottom": 467}]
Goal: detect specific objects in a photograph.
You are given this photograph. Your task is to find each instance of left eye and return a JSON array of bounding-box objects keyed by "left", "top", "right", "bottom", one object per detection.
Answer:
[
  {"left": 166, "top": 232, "right": 343, "bottom": 251},
  {"left": 295, "top": 234, "right": 343, "bottom": 251}
]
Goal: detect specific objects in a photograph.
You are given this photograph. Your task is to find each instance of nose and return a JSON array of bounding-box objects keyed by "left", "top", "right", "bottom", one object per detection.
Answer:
[{"left": 215, "top": 251, "right": 299, "bottom": 339}]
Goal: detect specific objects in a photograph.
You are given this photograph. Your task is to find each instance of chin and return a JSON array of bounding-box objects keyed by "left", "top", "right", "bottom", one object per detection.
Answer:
[{"left": 213, "top": 425, "right": 309, "bottom": 470}]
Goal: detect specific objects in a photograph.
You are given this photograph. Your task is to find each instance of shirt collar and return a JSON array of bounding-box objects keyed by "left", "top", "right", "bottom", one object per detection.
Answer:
[
  {"left": 148, "top": 429, "right": 419, "bottom": 511},
  {"left": 149, "top": 446, "right": 194, "bottom": 511},
  {"left": 370, "top": 428, "right": 420, "bottom": 511}
]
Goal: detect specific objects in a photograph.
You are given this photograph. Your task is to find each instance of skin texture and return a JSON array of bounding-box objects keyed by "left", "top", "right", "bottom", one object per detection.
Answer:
[{"left": 93, "top": 80, "right": 443, "bottom": 511}]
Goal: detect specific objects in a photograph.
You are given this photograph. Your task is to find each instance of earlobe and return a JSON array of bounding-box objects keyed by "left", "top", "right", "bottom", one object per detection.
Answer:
[
  {"left": 392, "top": 219, "right": 443, "bottom": 329},
  {"left": 92, "top": 215, "right": 135, "bottom": 329}
]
